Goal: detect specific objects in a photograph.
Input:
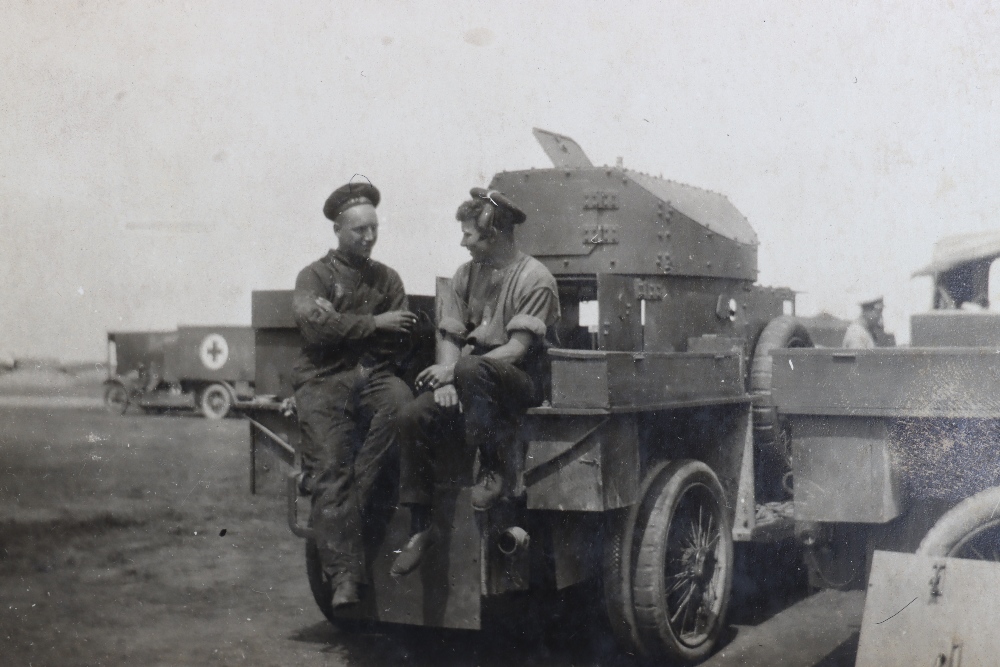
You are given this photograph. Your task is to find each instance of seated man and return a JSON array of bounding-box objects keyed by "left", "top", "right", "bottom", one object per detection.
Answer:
[
  {"left": 391, "top": 187, "right": 560, "bottom": 576},
  {"left": 292, "top": 181, "right": 416, "bottom": 607}
]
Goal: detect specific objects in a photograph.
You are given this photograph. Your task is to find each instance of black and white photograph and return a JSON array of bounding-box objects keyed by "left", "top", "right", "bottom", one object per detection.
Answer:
[{"left": 3, "top": 2, "right": 1000, "bottom": 665}]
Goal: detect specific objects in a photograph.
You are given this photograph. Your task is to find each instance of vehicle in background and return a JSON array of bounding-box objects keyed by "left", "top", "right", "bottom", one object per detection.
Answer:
[
  {"left": 104, "top": 325, "right": 254, "bottom": 419},
  {"left": 771, "top": 230, "right": 1000, "bottom": 665}
]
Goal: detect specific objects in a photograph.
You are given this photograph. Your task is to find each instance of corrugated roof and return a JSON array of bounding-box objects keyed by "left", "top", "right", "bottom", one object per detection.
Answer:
[
  {"left": 913, "top": 230, "right": 1000, "bottom": 276},
  {"left": 626, "top": 171, "right": 758, "bottom": 246}
]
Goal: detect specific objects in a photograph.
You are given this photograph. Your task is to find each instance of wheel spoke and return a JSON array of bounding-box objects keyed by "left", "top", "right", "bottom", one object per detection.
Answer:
[
  {"left": 670, "top": 582, "right": 697, "bottom": 625},
  {"left": 668, "top": 572, "right": 691, "bottom": 594}
]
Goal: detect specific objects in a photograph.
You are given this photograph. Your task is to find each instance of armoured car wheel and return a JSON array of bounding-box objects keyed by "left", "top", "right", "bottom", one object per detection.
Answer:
[
  {"left": 602, "top": 460, "right": 672, "bottom": 657},
  {"left": 632, "top": 460, "right": 733, "bottom": 663},
  {"left": 917, "top": 486, "right": 1000, "bottom": 560},
  {"left": 199, "top": 383, "right": 232, "bottom": 420},
  {"left": 104, "top": 383, "right": 129, "bottom": 415}
]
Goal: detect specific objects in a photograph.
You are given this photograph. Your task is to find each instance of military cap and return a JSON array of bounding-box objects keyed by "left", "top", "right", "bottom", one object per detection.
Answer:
[
  {"left": 323, "top": 182, "right": 380, "bottom": 222},
  {"left": 470, "top": 187, "right": 527, "bottom": 224},
  {"left": 859, "top": 295, "right": 884, "bottom": 310}
]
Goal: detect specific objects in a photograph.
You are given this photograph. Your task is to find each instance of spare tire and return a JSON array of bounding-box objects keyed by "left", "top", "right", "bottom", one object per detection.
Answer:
[{"left": 750, "top": 316, "right": 813, "bottom": 477}]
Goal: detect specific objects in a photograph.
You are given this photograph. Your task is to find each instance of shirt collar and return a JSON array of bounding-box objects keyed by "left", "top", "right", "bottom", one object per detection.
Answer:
[{"left": 329, "top": 248, "right": 369, "bottom": 270}]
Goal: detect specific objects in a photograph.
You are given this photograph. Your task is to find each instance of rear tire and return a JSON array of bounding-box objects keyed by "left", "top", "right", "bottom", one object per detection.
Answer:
[
  {"left": 632, "top": 460, "right": 734, "bottom": 663},
  {"left": 104, "top": 383, "right": 129, "bottom": 415},
  {"left": 199, "top": 383, "right": 232, "bottom": 420},
  {"left": 917, "top": 486, "right": 1000, "bottom": 560}
]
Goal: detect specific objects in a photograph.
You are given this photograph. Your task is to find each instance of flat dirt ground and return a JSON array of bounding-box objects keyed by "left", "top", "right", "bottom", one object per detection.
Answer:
[
  {"left": 0, "top": 402, "right": 648, "bottom": 667},
  {"left": 0, "top": 376, "right": 816, "bottom": 667}
]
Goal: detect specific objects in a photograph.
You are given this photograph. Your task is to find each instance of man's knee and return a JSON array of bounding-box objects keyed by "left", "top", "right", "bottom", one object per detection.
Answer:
[
  {"left": 397, "top": 391, "right": 437, "bottom": 432},
  {"left": 454, "top": 356, "right": 491, "bottom": 393},
  {"left": 379, "top": 376, "right": 414, "bottom": 412}
]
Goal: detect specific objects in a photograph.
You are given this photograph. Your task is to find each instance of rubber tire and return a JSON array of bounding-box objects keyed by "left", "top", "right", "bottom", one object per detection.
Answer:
[
  {"left": 632, "top": 460, "right": 734, "bottom": 663},
  {"left": 199, "top": 383, "right": 232, "bottom": 420},
  {"left": 750, "top": 316, "right": 813, "bottom": 466},
  {"left": 602, "top": 461, "right": 672, "bottom": 658},
  {"left": 104, "top": 383, "right": 129, "bottom": 415},
  {"left": 917, "top": 486, "right": 1000, "bottom": 559}
]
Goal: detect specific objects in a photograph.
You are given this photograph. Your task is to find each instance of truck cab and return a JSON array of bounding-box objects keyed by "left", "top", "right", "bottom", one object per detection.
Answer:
[{"left": 911, "top": 230, "right": 1000, "bottom": 347}]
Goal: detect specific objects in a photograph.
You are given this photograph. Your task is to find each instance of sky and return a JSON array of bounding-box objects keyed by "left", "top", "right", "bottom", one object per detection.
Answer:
[{"left": 3, "top": 0, "right": 1000, "bottom": 361}]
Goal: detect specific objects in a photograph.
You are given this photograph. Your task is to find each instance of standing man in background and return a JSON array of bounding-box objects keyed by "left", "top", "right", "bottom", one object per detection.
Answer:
[
  {"left": 292, "top": 181, "right": 416, "bottom": 607},
  {"left": 842, "top": 296, "right": 886, "bottom": 349}
]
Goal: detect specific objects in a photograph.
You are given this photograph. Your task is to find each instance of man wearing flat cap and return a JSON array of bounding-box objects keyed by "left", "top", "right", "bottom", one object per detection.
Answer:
[
  {"left": 842, "top": 296, "right": 885, "bottom": 349},
  {"left": 390, "top": 187, "right": 560, "bottom": 576},
  {"left": 292, "top": 181, "right": 417, "bottom": 607}
]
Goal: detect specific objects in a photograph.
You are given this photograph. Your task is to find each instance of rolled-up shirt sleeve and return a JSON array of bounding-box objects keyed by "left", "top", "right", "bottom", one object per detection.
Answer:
[
  {"left": 293, "top": 267, "right": 376, "bottom": 347},
  {"left": 506, "top": 285, "right": 560, "bottom": 338}
]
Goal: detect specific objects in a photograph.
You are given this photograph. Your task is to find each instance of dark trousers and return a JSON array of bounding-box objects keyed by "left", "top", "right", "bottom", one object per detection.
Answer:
[
  {"left": 398, "top": 356, "right": 538, "bottom": 507},
  {"left": 295, "top": 368, "right": 413, "bottom": 586}
]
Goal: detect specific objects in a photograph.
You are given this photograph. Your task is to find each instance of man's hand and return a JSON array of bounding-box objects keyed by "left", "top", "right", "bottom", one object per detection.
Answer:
[
  {"left": 433, "top": 384, "right": 460, "bottom": 409},
  {"left": 415, "top": 363, "right": 455, "bottom": 391},
  {"left": 373, "top": 310, "right": 417, "bottom": 332}
]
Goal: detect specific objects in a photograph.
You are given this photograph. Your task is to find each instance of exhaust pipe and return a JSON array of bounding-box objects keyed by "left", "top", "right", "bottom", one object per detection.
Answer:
[{"left": 497, "top": 527, "right": 530, "bottom": 556}]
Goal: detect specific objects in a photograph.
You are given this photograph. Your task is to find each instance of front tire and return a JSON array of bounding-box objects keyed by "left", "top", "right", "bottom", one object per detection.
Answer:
[
  {"left": 632, "top": 460, "right": 734, "bottom": 663},
  {"left": 198, "top": 383, "right": 232, "bottom": 420},
  {"left": 104, "top": 383, "right": 129, "bottom": 415},
  {"left": 917, "top": 486, "right": 1000, "bottom": 560}
]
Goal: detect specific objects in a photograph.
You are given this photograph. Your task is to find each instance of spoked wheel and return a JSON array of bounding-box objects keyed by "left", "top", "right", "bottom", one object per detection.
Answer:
[
  {"left": 917, "top": 486, "right": 1000, "bottom": 560},
  {"left": 104, "top": 383, "right": 129, "bottom": 415},
  {"left": 632, "top": 460, "right": 734, "bottom": 663},
  {"left": 199, "top": 383, "right": 232, "bottom": 420}
]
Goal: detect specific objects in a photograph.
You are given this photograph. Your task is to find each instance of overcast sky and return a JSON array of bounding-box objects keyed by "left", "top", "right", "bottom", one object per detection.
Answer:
[{"left": 3, "top": 1, "right": 999, "bottom": 361}]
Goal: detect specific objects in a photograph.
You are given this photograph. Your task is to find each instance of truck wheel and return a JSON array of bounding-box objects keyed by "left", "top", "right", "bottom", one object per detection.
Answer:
[
  {"left": 750, "top": 316, "right": 813, "bottom": 491},
  {"left": 602, "top": 461, "right": 672, "bottom": 658},
  {"left": 199, "top": 383, "right": 232, "bottom": 420},
  {"left": 632, "top": 460, "right": 734, "bottom": 663},
  {"left": 104, "top": 383, "right": 129, "bottom": 415},
  {"left": 917, "top": 486, "right": 1000, "bottom": 560}
]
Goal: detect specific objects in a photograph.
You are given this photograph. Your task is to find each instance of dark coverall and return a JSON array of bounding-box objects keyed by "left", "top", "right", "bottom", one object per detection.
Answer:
[{"left": 293, "top": 248, "right": 412, "bottom": 588}]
